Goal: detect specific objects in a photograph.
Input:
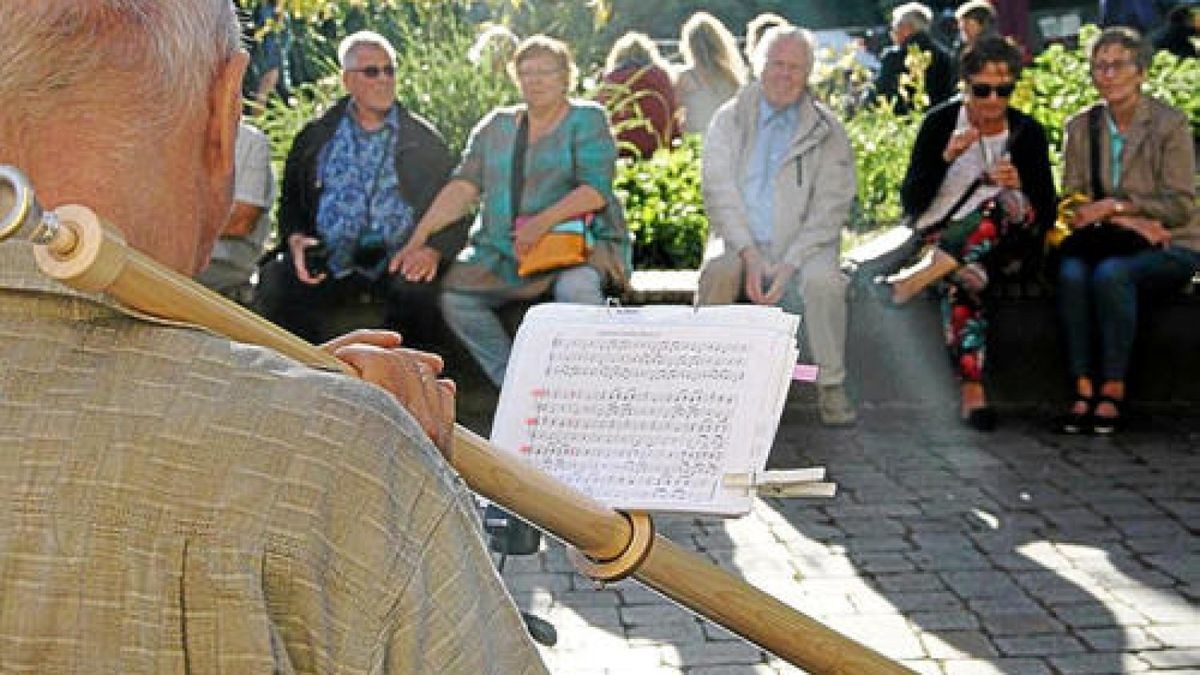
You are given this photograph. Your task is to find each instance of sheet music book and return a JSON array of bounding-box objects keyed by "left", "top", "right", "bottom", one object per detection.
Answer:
[{"left": 490, "top": 303, "right": 800, "bottom": 516}]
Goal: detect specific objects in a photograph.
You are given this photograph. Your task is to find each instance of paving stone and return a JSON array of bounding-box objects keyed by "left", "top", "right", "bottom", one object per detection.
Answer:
[
  {"left": 939, "top": 571, "right": 1024, "bottom": 599},
  {"left": 1146, "top": 624, "right": 1200, "bottom": 647},
  {"left": 1047, "top": 652, "right": 1151, "bottom": 673},
  {"left": 919, "top": 630, "right": 1000, "bottom": 658},
  {"left": 993, "top": 633, "right": 1086, "bottom": 656},
  {"left": 659, "top": 641, "right": 764, "bottom": 668},
  {"left": 909, "top": 609, "right": 981, "bottom": 631},
  {"left": 1077, "top": 627, "right": 1163, "bottom": 651},
  {"left": 940, "top": 657, "right": 1052, "bottom": 674}
]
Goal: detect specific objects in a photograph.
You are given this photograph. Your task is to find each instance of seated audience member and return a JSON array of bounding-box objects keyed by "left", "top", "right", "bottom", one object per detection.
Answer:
[
  {"left": 396, "top": 35, "right": 630, "bottom": 389},
  {"left": 698, "top": 26, "right": 858, "bottom": 427},
  {"left": 1153, "top": 3, "right": 1199, "bottom": 59},
  {"left": 744, "top": 12, "right": 791, "bottom": 71},
  {"left": 0, "top": 2, "right": 547, "bottom": 672},
  {"left": 1056, "top": 27, "right": 1199, "bottom": 434},
  {"left": 597, "top": 32, "right": 680, "bottom": 159},
  {"left": 255, "top": 30, "right": 467, "bottom": 345},
  {"left": 195, "top": 121, "right": 274, "bottom": 303},
  {"left": 955, "top": 0, "right": 1000, "bottom": 53},
  {"left": 249, "top": 0, "right": 291, "bottom": 109},
  {"left": 674, "top": 12, "right": 747, "bottom": 137},
  {"left": 468, "top": 23, "right": 520, "bottom": 75},
  {"left": 885, "top": 36, "right": 1055, "bottom": 431},
  {"left": 872, "top": 2, "right": 957, "bottom": 113}
]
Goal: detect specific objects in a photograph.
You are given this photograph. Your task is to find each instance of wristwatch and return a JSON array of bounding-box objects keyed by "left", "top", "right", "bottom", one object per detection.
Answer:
[{"left": 1113, "top": 200, "right": 1126, "bottom": 215}]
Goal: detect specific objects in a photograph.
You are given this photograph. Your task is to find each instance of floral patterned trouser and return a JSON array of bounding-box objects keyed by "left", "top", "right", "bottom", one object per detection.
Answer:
[{"left": 928, "top": 194, "right": 1032, "bottom": 383}]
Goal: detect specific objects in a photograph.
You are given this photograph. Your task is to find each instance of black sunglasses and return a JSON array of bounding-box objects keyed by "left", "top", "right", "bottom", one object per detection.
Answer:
[
  {"left": 969, "top": 82, "right": 1015, "bottom": 98},
  {"left": 348, "top": 65, "right": 396, "bottom": 79}
]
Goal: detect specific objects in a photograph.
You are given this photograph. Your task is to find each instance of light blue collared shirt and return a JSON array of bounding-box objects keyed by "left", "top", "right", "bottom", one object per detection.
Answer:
[{"left": 742, "top": 98, "right": 800, "bottom": 248}]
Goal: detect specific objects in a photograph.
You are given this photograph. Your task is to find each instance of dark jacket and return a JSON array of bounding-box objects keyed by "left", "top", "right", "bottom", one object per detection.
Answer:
[
  {"left": 901, "top": 99, "right": 1057, "bottom": 268},
  {"left": 277, "top": 96, "right": 466, "bottom": 261},
  {"left": 873, "top": 32, "right": 957, "bottom": 114}
]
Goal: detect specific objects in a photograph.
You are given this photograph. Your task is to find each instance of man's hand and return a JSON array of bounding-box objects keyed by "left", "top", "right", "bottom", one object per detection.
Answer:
[
  {"left": 320, "top": 329, "right": 456, "bottom": 455},
  {"left": 762, "top": 262, "right": 796, "bottom": 305},
  {"left": 390, "top": 243, "right": 441, "bottom": 283},
  {"left": 288, "top": 233, "right": 326, "bottom": 285},
  {"left": 740, "top": 247, "right": 770, "bottom": 305}
]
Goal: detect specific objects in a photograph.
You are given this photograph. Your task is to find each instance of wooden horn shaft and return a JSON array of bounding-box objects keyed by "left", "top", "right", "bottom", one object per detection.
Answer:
[{"left": 22, "top": 201, "right": 912, "bottom": 675}]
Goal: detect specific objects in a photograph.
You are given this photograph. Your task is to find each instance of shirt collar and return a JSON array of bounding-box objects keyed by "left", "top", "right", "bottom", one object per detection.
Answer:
[
  {"left": 757, "top": 96, "right": 801, "bottom": 128},
  {"left": 347, "top": 100, "right": 401, "bottom": 135}
]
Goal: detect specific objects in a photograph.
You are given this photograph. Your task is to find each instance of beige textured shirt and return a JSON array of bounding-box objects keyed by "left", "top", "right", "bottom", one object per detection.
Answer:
[{"left": 0, "top": 241, "right": 548, "bottom": 674}]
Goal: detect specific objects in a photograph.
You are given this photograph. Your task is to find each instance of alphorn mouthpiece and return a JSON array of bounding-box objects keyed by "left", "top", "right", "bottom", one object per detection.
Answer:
[{"left": 0, "top": 165, "right": 76, "bottom": 254}]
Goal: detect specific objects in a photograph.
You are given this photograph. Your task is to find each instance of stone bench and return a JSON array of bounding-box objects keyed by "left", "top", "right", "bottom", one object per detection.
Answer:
[
  {"left": 308, "top": 266, "right": 1198, "bottom": 412},
  {"left": 618, "top": 269, "right": 1200, "bottom": 410}
]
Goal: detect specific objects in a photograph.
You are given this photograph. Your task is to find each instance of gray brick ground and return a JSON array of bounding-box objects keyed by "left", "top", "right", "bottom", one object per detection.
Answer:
[{"left": 495, "top": 410, "right": 1199, "bottom": 673}]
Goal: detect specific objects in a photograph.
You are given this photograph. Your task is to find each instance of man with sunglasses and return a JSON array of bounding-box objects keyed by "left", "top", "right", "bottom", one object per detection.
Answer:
[{"left": 257, "top": 31, "right": 468, "bottom": 345}]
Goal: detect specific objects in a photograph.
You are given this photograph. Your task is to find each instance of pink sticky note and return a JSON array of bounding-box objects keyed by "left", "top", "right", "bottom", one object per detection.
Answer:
[{"left": 792, "top": 364, "right": 819, "bottom": 382}]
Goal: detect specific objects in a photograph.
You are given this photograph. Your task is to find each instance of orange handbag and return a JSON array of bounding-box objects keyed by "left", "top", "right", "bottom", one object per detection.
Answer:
[{"left": 514, "top": 213, "right": 593, "bottom": 277}]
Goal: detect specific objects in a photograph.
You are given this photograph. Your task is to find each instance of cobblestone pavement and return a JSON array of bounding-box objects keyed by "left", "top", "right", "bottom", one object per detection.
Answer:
[{"left": 495, "top": 403, "right": 1199, "bottom": 674}]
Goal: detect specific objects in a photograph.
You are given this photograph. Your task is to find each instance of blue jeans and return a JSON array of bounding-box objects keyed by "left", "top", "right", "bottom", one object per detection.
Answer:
[
  {"left": 441, "top": 265, "right": 605, "bottom": 388},
  {"left": 1058, "top": 246, "right": 1199, "bottom": 382}
]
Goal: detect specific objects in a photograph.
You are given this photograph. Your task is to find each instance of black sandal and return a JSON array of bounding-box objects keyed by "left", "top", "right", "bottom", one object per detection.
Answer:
[
  {"left": 1060, "top": 397, "right": 1093, "bottom": 434},
  {"left": 1091, "top": 395, "right": 1124, "bottom": 435}
]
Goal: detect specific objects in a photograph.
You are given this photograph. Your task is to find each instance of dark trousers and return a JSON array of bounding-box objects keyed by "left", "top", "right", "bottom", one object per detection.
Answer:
[{"left": 254, "top": 254, "right": 443, "bottom": 346}]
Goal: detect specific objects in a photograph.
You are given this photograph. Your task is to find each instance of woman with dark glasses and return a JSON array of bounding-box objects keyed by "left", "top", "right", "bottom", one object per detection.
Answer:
[
  {"left": 887, "top": 36, "right": 1056, "bottom": 431},
  {"left": 1056, "top": 27, "right": 1198, "bottom": 434}
]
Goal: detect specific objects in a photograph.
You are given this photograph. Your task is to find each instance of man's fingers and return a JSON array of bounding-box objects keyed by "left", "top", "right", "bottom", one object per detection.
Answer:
[{"left": 321, "top": 329, "right": 404, "bottom": 353}]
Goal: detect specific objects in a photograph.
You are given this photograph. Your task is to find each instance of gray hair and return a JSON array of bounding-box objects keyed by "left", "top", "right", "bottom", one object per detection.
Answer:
[
  {"left": 749, "top": 26, "right": 816, "bottom": 80},
  {"left": 338, "top": 31, "right": 398, "bottom": 70},
  {"left": 891, "top": 2, "right": 933, "bottom": 32},
  {"left": 0, "top": 0, "right": 240, "bottom": 129}
]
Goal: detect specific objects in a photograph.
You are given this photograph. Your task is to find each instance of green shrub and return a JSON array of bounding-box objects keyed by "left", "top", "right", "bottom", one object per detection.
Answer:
[{"left": 614, "top": 135, "right": 707, "bottom": 270}]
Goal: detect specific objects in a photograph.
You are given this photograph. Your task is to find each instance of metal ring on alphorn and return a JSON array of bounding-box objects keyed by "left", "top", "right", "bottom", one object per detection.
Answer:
[
  {"left": 568, "top": 511, "right": 654, "bottom": 583},
  {"left": 0, "top": 165, "right": 36, "bottom": 243}
]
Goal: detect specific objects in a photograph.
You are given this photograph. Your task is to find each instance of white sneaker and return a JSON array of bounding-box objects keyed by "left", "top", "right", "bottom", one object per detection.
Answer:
[{"left": 818, "top": 385, "right": 857, "bottom": 427}]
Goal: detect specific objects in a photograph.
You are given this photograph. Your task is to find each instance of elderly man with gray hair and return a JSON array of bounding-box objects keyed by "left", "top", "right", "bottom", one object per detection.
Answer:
[
  {"left": 256, "top": 30, "right": 468, "bottom": 346},
  {"left": 698, "top": 26, "right": 858, "bottom": 426},
  {"left": 0, "top": 2, "right": 546, "bottom": 672},
  {"left": 872, "top": 1, "right": 957, "bottom": 113}
]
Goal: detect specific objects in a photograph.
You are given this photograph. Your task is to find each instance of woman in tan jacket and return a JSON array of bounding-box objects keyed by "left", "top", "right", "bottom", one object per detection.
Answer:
[{"left": 1057, "top": 27, "right": 1199, "bottom": 434}]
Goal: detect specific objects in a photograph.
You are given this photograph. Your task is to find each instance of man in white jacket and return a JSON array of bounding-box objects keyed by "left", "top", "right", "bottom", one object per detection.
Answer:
[{"left": 699, "top": 25, "right": 857, "bottom": 426}]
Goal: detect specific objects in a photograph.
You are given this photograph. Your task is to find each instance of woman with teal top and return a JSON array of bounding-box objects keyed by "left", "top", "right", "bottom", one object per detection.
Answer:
[{"left": 395, "top": 34, "right": 630, "bottom": 388}]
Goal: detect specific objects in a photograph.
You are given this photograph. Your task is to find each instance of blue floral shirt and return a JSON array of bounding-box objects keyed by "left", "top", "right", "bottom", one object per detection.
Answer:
[{"left": 316, "top": 105, "right": 415, "bottom": 279}]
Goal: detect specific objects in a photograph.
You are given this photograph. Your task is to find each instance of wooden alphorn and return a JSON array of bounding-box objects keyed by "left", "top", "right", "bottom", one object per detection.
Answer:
[{"left": 0, "top": 165, "right": 913, "bottom": 675}]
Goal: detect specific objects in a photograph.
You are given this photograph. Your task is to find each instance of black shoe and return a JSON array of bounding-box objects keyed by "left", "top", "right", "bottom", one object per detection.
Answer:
[
  {"left": 1091, "top": 395, "right": 1124, "bottom": 435},
  {"left": 1059, "top": 397, "right": 1093, "bottom": 434},
  {"left": 963, "top": 406, "right": 997, "bottom": 432}
]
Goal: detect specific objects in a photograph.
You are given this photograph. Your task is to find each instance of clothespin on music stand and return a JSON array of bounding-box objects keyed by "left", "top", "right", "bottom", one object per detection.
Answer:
[{"left": 722, "top": 468, "right": 837, "bottom": 498}]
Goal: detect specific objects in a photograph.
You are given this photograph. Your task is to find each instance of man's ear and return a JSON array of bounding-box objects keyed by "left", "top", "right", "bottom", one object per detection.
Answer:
[{"left": 205, "top": 49, "right": 250, "bottom": 180}]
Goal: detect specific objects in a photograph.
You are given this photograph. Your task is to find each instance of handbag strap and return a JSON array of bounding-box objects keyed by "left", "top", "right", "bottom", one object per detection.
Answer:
[
  {"left": 510, "top": 112, "right": 530, "bottom": 222},
  {"left": 1088, "top": 105, "right": 1106, "bottom": 199}
]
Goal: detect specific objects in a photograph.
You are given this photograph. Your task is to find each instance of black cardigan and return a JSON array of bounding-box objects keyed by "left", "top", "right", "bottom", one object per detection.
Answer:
[
  {"left": 900, "top": 98, "right": 1057, "bottom": 238},
  {"left": 277, "top": 96, "right": 467, "bottom": 261}
]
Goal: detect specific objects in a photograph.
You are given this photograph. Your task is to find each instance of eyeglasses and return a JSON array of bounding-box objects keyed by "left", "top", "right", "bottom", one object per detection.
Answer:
[
  {"left": 516, "top": 66, "right": 562, "bottom": 80},
  {"left": 347, "top": 64, "right": 396, "bottom": 79},
  {"left": 969, "top": 82, "right": 1015, "bottom": 98},
  {"left": 1090, "top": 59, "right": 1135, "bottom": 75}
]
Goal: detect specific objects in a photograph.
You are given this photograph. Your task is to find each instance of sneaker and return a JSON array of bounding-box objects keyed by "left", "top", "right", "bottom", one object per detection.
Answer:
[{"left": 818, "top": 384, "right": 857, "bottom": 426}]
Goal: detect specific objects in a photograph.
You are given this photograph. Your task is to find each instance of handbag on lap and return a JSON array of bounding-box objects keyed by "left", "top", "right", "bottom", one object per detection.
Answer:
[
  {"left": 510, "top": 113, "right": 593, "bottom": 277},
  {"left": 1056, "top": 106, "right": 1151, "bottom": 264}
]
